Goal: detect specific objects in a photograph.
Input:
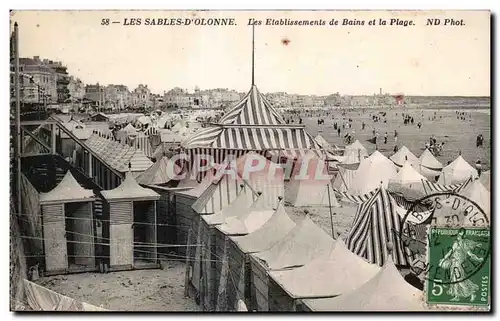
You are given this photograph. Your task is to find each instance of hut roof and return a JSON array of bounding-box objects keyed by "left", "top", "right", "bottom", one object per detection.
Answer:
[
  {"left": 101, "top": 171, "right": 160, "bottom": 201},
  {"left": 40, "top": 171, "right": 95, "bottom": 204}
]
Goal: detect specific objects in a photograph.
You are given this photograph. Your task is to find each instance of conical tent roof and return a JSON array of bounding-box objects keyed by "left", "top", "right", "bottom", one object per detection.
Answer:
[
  {"left": 479, "top": 170, "right": 491, "bottom": 191},
  {"left": 216, "top": 194, "right": 275, "bottom": 235},
  {"left": 390, "top": 146, "right": 420, "bottom": 167},
  {"left": 40, "top": 171, "right": 95, "bottom": 204},
  {"left": 136, "top": 156, "right": 182, "bottom": 186},
  {"left": 419, "top": 149, "right": 443, "bottom": 170},
  {"left": 438, "top": 155, "right": 478, "bottom": 185},
  {"left": 120, "top": 123, "right": 138, "bottom": 134},
  {"left": 390, "top": 161, "right": 427, "bottom": 184},
  {"left": 387, "top": 161, "right": 428, "bottom": 200},
  {"left": 231, "top": 202, "right": 296, "bottom": 254},
  {"left": 101, "top": 171, "right": 160, "bottom": 201},
  {"left": 349, "top": 151, "right": 398, "bottom": 195},
  {"left": 460, "top": 179, "right": 490, "bottom": 217},
  {"left": 255, "top": 215, "right": 335, "bottom": 270},
  {"left": 302, "top": 259, "right": 424, "bottom": 311},
  {"left": 201, "top": 187, "right": 254, "bottom": 226},
  {"left": 344, "top": 140, "right": 368, "bottom": 159},
  {"left": 218, "top": 85, "right": 286, "bottom": 125},
  {"left": 269, "top": 240, "right": 380, "bottom": 299}
]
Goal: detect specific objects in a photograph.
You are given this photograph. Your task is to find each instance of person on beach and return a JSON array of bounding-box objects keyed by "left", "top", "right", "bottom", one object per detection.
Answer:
[{"left": 384, "top": 132, "right": 388, "bottom": 144}]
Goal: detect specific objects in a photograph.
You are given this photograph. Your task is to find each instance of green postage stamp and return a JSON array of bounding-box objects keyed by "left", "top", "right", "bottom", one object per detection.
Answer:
[{"left": 426, "top": 227, "right": 491, "bottom": 307}]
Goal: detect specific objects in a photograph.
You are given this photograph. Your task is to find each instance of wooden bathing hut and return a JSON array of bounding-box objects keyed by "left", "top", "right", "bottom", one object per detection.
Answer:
[
  {"left": 214, "top": 195, "right": 285, "bottom": 311},
  {"left": 173, "top": 164, "right": 220, "bottom": 256},
  {"left": 101, "top": 169, "right": 160, "bottom": 271},
  {"left": 227, "top": 202, "right": 295, "bottom": 311},
  {"left": 249, "top": 215, "right": 335, "bottom": 311},
  {"left": 39, "top": 171, "right": 96, "bottom": 275},
  {"left": 188, "top": 184, "right": 255, "bottom": 311}
]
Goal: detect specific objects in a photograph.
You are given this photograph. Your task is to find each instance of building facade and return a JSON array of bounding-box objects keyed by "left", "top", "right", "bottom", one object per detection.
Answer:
[
  {"left": 15, "top": 56, "right": 58, "bottom": 104},
  {"left": 44, "top": 59, "right": 70, "bottom": 103},
  {"left": 68, "top": 76, "right": 86, "bottom": 101},
  {"left": 104, "top": 84, "right": 131, "bottom": 110},
  {"left": 84, "top": 83, "right": 105, "bottom": 107},
  {"left": 132, "top": 84, "right": 152, "bottom": 109}
]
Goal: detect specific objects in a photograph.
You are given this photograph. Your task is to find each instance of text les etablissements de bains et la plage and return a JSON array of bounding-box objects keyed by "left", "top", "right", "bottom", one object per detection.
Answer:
[{"left": 119, "top": 17, "right": 367, "bottom": 27}]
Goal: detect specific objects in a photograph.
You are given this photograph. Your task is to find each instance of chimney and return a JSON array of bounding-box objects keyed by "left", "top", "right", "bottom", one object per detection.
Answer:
[{"left": 33, "top": 56, "right": 40, "bottom": 61}]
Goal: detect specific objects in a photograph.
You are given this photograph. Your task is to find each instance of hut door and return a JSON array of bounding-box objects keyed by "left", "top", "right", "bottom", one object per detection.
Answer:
[
  {"left": 109, "top": 201, "right": 133, "bottom": 268},
  {"left": 42, "top": 204, "right": 68, "bottom": 273}
]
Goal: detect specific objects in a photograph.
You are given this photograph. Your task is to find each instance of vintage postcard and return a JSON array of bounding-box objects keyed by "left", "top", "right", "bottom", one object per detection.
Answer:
[{"left": 9, "top": 10, "right": 490, "bottom": 312}]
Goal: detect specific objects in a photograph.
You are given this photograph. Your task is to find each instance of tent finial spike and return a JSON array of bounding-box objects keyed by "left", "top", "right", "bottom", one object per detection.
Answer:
[{"left": 251, "top": 24, "right": 255, "bottom": 86}]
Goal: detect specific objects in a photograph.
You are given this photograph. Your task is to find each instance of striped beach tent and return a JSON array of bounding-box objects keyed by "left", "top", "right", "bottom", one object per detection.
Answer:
[
  {"left": 182, "top": 85, "right": 321, "bottom": 162},
  {"left": 333, "top": 188, "right": 376, "bottom": 205},
  {"left": 345, "top": 186, "right": 408, "bottom": 267},
  {"left": 422, "top": 176, "right": 473, "bottom": 195}
]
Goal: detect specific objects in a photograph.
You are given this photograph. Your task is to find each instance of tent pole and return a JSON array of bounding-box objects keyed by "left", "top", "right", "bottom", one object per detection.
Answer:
[
  {"left": 251, "top": 24, "right": 255, "bottom": 86},
  {"left": 326, "top": 183, "right": 335, "bottom": 239}
]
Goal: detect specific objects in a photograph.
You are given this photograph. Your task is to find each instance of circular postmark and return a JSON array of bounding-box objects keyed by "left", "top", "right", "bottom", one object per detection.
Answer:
[{"left": 399, "top": 192, "right": 490, "bottom": 286}]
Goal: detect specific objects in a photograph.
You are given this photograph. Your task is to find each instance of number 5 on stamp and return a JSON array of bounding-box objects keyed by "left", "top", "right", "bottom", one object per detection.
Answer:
[{"left": 426, "top": 227, "right": 490, "bottom": 307}]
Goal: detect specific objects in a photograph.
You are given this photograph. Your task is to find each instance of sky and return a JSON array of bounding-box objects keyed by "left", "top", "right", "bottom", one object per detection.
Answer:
[{"left": 10, "top": 10, "right": 490, "bottom": 96}]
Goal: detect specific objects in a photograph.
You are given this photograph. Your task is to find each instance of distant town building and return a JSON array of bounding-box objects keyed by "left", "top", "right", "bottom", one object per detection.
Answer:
[
  {"left": 68, "top": 76, "right": 86, "bottom": 101},
  {"left": 14, "top": 56, "right": 58, "bottom": 104},
  {"left": 132, "top": 84, "right": 152, "bottom": 109},
  {"left": 164, "top": 87, "right": 201, "bottom": 109},
  {"left": 43, "top": 59, "right": 70, "bottom": 103},
  {"left": 84, "top": 83, "right": 105, "bottom": 107},
  {"left": 104, "top": 84, "right": 131, "bottom": 110}
]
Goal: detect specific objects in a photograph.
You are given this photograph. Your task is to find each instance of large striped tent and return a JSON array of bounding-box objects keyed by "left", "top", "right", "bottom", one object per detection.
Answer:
[
  {"left": 345, "top": 186, "right": 408, "bottom": 267},
  {"left": 182, "top": 85, "right": 321, "bottom": 165}
]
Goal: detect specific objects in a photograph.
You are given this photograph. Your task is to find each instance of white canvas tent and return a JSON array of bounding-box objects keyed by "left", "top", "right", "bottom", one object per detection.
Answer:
[
  {"left": 344, "top": 140, "right": 369, "bottom": 159},
  {"left": 217, "top": 194, "right": 276, "bottom": 235},
  {"left": 285, "top": 151, "right": 339, "bottom": 207},
  {"left": 301, "top": 259, "right": 424, "bottom": 311},
  {"left": 418, "top": 149, "right": 443, "bottom": 180},
  {"left": 349, "top": 151, "right": 398, "bottom": 195},
  {"left": 390, "top": 146, "right": 420, "bottom": 168},
  {"left": 269, "top": 240, "right": 380, "bottom": 300},
  {"left": 438, "top": 155, "right": 478, "bottom": 185},
  {"left": 136, "top": 156, "right": 182, "bottom": 186},
  {"left": 460, "top": 179, "right": 490, "bottom": 218},
  {"left": 231, "top": 202, "right": 296, "bottom": 255},
  {"left": 387, "top": 161, "right": 428, "bottom": 200},
  {"left": 254, "top": 215, "right": 335, "bottom": 271}
]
